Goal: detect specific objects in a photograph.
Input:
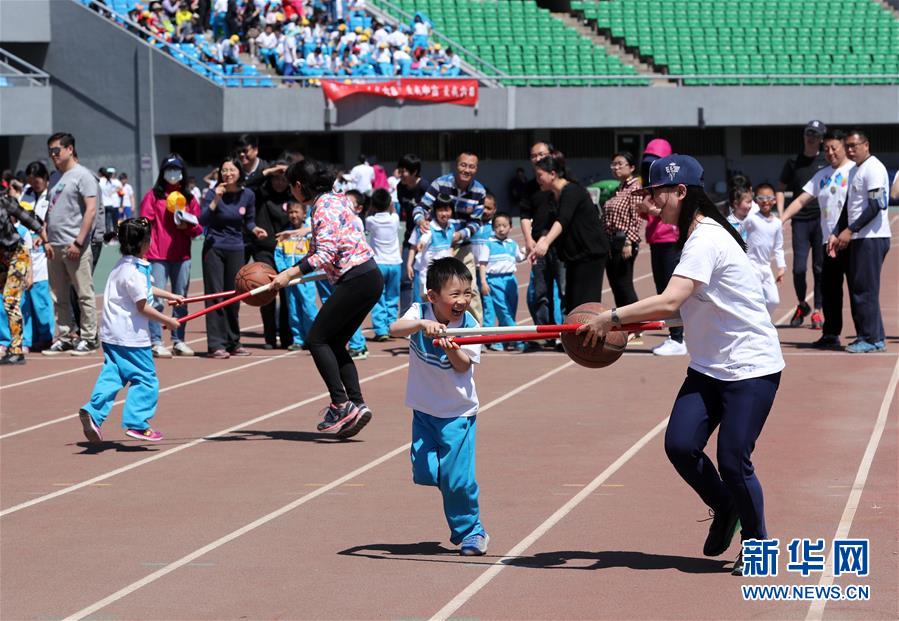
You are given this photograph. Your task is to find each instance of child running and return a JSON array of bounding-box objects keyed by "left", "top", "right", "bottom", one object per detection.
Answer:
[
  {"left": 742, "top": 184, "right": 786, "bottom": 317},
  {"left": 406, "top": 193, "right": 456, "bottom": 304},
  {"left": 479, "top": 212, "right": 526, "bottom": 351},
  {"left": 78, "top": 218, "right": 184, "bottom": 443},
  {"left": 274, "top": 201, "right": 318, "bottom": 350},
  {"left": 390, "top": 257, "right": 489, "bottom": 556},
  {"left": 365, "top": 188, "right": 402, "bottom": 341}
]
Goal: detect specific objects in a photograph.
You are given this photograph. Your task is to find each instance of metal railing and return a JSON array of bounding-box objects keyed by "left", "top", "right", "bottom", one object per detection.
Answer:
[{"left": 0, "top": 48, "right": 51, "bottom": 87}]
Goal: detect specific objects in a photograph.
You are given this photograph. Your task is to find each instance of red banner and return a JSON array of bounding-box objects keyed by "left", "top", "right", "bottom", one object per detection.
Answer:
[{"left": 321, "top": 79, "right": 479, "bottom": 107}]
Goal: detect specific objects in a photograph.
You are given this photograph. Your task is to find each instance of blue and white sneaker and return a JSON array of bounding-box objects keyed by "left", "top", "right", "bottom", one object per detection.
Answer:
[
  {"left": 873, "top": 341, "right": 886, "bottom": 352},
  {"left": 460, "top": 533, "right": 490, "bottom": 556},
  {"left": 846, "top": 340, "right": 878, "bottom": 354}
]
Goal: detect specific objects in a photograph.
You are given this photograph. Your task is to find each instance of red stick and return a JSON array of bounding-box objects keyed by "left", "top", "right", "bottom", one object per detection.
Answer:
[
  {"left": 168, "top": 290, "right": 236, "bottom": 306},
  {"left": 433, "top": 321, "right": 667, "bottom": 346},
  {"left": 178, "top": 290, "right": 254, "bottom": 324}
]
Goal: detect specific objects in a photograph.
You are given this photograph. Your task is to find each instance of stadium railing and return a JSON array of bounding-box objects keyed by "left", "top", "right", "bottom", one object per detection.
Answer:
[{"left": 0, "top": 48, "right": 51, "bottom": 87}]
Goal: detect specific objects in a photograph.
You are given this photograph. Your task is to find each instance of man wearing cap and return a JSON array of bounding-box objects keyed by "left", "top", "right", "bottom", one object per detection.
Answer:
[
  {"left": 777, "top": 120, "right": 828, "bottom": 329},
  {"left": 98, "top": 166, "right": 123, "bottom": 243}
]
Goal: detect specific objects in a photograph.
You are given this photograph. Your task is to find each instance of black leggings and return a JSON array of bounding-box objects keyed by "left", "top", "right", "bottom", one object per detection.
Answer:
[
  {"left": 307, "top": 263, "right": 383, "bottom": 405},
  {"left": 564, "top": 256, "right": 606, "bottom": 309}
]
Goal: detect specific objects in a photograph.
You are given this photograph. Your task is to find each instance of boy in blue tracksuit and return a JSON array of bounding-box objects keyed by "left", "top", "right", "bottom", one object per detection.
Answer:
[
  {"left": 389, "top": 257, "right": 489, "bottom": 556},
  {"left": 274, "top": 201, "right": 319, "bottom": 350},
  {"left": 478, "top": 212, "right": 525, "bottom": 351},
  {"left": 470, "top": 193, "right": 497, "bottom": 336},
  {"left": 365, "top": 189, "right": 402, "bottom": 341}
]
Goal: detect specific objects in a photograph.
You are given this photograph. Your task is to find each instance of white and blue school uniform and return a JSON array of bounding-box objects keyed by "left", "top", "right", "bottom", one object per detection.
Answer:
[
  {"left": 481, "top": 235, "right": 526, "bottom": 348},
  {"left": 408, "top": 220, "right": 456, "bottom": 304},
  {"left": 21, "top": 188, "right": 55, "bottom": 345},
  {"left": 666, "top": 219, "right": 784, "bottom": 541},
  {"left": 81, "top": 256, "right": 160, "bottom": 432},
  {"left": 403, "top": 302, "right": 486, "bottom": 545},
  {"left": 470, "top": 218, "right": 495, "bottom": 329},
  {"left": 742, "top": 212, "right": 786, "bottom": 317},
  {"left": 365, "top": 211, "right": 402, "bottom": 338},
  {"left": 274, "top": 231, "right": 319, "bottom": 346},
  {"left": 316, "top": 214, "right": 366, "bottom": 351}
]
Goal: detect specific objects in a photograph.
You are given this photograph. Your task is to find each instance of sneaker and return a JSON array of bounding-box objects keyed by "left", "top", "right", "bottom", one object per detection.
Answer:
[
  {"left": 652, "top": 338, "right": 688, "bottom": 356},
  {"left": 811, "top": 335, "right": 841, "bottom": 350},
  {"left": 810, "top": 310, "right": 824, "bottom": 330},
  {"left": 460, "top": 533, "right": 490, "bottom": 556},
  {"left": 209, "top": 348, "right": 230, "bottom": 359},
  {"left": 229, "top": 346, "right": 251, "bottom": 356},
  {"left": 789, "top": 302, "right": 810, "bottom": 327},
  {"left": 846, "top": 339, "right": 878, "bottom": 354},
  {"left": 263, "top": 343, "right": 275, "bottom": 350},
  {"left": 152, "top": 344, "right": 173, "bottom": 358},
  {"left": 0, "top": 346, "right": 6, "bottom": 358},
  {"left": 125, "top": 427, "right": 164, "bottom": 442},
  {"left": 0, "top": 353, "right": 26, "bottom": 365},
  {"left": 42, "top": 339, "right": 74, "bottom": 356},
  {"left": 336, "top": 403, "right": 373, "bottom": 439},
  {"left": 78, "top": 409, "right": 103, "bottom": 444},
  {"left": 628, "top": 332, "right": 644, "bottom": 345},
  {"left": 70, "top": 340, "right": 98, "bottom": 357},
  {"left": 317, "top": 402, "right": 360, "bottom": 433},
  {"left": 731, "top": 550, "right": 744, "bottom": 576},
  {"left": 488, "top": 343, "right": 503, "bottom": 352},
  {"left": 348, "top": 347, "right": 369, "bottom": 360},
  {"left": 172, "top": 341, "right": 194, "bottom": 356},
  {"left": 373, "top": 334, "right": 390, "bottom": 342},
  {"left": 287, "top": 343, "right": 304, "bottom": 351},
  {"left": 873, "top": 341, "right": 886, "bottom": 352},
  {"left": 703, "top": 504, "right": 741, "bottom": 557}
]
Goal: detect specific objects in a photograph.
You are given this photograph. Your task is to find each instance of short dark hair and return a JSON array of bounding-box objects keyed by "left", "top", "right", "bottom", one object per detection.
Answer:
[
  {"left": 426, "top": 256, "right": 471, "bottom": 292},
  {"left": 755, "top": 182, "right": 776, "bottom": 194},
  {"left": 612, "top": 151, "right": 637, "bottom": 167},
  {"left": 345, "top": 189, "right": 365, "bottom": 208},
  {"left": 434, "top": 192, "right": 454, "bottom": 211},
  {"left": 845, "top": 129, "right": 869, "bottom": 143},
  {"left": 457, "top": 151, "right": 478, "bottom": 161},
  {"left": 286, "top": 158, "right": 336, "bottom": 202},
  {"left": 47, "top": 132, "right": 76, "bottom": 156},
  {"left": 218, "top": 156, "right": 246, "bottom": 187},
  {"left": 234, "top": 133, "right": 259, "bottom": 150},
  {"left": 25, "top": 161, "right": 49, "bottom": 179},
  {"left": 484, "top": 192, "right": 496, "bottom": 203},
  {"left": 118, "top": 218, "right": 152, "bottom": 256},
  {"left": 493, "top": 212, "right": 512, "bottom": 225},
  {"left": 823, "top": 130, "right": 846, "bottom": 142},
  {"left": 370, "top": 188, "right": 392, "bottom": 212},
  {"left": 397, "top": 153, "right": 421, "bottom": 176}
]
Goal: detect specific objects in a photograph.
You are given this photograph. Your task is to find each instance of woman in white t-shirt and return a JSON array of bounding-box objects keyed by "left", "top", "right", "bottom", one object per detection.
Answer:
[{"left": 578, "top": 155, "right": 785, "bottom": 576}]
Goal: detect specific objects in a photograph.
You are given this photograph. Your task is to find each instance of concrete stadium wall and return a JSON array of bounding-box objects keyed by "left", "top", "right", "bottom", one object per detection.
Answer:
[
  {"left": 0, "top": 85, "right": 52, "bottom": 135},
  {"left": 0, "top": 0, "right": 51, "bottom": 43}
]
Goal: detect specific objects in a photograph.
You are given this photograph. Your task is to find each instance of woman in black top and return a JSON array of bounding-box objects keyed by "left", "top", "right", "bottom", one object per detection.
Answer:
[{"left": 530, "top": 152, "right": 610, "bottom": 309}]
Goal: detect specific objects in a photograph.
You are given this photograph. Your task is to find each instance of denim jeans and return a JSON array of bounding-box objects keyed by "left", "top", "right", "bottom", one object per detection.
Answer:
[{"left": 149, "top": 260, "right": 191, "bottom": 345}]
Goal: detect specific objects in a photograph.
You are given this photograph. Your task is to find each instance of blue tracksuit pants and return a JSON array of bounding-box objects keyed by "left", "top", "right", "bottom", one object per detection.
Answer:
[
  {"left": 285, "top": 280, "right": 318, "bottom": 345},
  {"left": 411, "top": 411, "right": 485, "bottom": 545},
  {"left": 664, "top": 369, "right": 781, "bottom": 540},
  {"left": 82, "top": 343, "right": 160, "bottom": 431},
  {"left": 371, "top": 263, "right": 401, "bottom": 337},
  {"left": 488, "top": 273, "right": 520, "bottom": 348},
  {"left": 0, "top": 279, "right": 55, "bottom": 348},
  {"left": 317, "top": 280, "right": 366, "bottom": 351}
]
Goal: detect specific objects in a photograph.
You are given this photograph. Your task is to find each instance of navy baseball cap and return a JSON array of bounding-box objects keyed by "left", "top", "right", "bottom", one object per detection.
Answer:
[
  {"left": 805, "top": 120, "right": 827, "bottom": 135},
  {"left": 636, "top": 154, "right": 705, "bottom": 195}
]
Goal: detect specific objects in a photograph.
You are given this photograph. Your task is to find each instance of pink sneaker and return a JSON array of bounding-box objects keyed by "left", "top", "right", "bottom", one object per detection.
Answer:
[
  {"left": 78, "top": 409, "right": 103, "bottom": 444},
  {"left": 125, "top": 427, "right": 164, "bottom": 442}
]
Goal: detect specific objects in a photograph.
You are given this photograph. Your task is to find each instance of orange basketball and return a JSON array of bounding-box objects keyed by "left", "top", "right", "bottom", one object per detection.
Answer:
[
  {"left": 235, "top": 262, "right": 277, "bottom": 307},
  {"left": 559, "top": 302, "right": 627, "bottom": 369}
]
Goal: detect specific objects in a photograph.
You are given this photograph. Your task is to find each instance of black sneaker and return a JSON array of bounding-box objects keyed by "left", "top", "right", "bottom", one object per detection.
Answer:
[
  {"left": 789, "top": 302, "right": 810, "bottom": 327},
  {"left": 731, "top": 550, "right": 744, "bottom": 576},
  {"left": 70, "top": 340, "right": 98, "bottom": 357},
  {"left": 348, "top": 347, "right": 369, "bottom": 360},
  {"left": 317, "top": 402, "right": 360, "bottom": 433},
  {"left": 42, "top": 339, "right": 74, "bottom": 356},
  {"left": 0, "top": 353, "right": 26, "bottom": 365},
  {"left": 811, "top": 335, "right": 841, "bottom": 350},
  {"left": 337, "top": 403, "right": 373, "bottom": 439},
  {"left": 372, "top": 334, "right": 390, "bottom": 343},
  {"left": 703, "top": 503, "right": 741, "bottom": 557}
]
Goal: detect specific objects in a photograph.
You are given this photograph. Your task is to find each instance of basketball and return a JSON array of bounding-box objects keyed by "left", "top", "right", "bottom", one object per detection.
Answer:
[
  {"left": 235, "top": 262, "right": 277, "bottom": 307},
  {"left": 560, "top": 302, "right": 627, "bottom": 369}
]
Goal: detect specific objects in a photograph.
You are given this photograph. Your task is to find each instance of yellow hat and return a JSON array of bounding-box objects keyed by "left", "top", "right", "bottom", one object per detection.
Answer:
[
  {"left": 364, "top": 28, "right": 372, "bottom": 35},
  {"left": 434, "top": 43, "right": 442, "bottom": 50},
  {"left": 275, "top": 12, "right": 284, "bottom": 21},
  {"left": 301, "top": 18, "right": 309, "bottom": 25},
  {"left": 354, "top": 26, "right": 362, "bottom": 33},
  {"left": 379, "top": 42, "right": 387, "bottom": 49},
  {"left": 230, "top": 34, "right": 239, "bottom": 43},
  {"left": 360, "top": 34, "right": 369, "bottom": 41}
]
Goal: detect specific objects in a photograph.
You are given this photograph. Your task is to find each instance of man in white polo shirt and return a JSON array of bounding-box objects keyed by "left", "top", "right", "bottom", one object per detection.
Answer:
[
  {"left": 782, "top": 130, "right": 856, "bottom": 349},
  {"left": 828, "top": 129, "right": 891, "bottom": 354}
]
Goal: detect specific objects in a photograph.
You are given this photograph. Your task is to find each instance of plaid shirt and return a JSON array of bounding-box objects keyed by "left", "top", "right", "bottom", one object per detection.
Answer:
[{"left": 603, "top": 176, "right": 642, "bottom": 244}]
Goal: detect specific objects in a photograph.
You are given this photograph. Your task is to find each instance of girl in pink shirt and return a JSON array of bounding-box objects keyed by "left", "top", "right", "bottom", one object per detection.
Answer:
[{"left": 140, "top": 154, "right": 203, "bottom": 357}]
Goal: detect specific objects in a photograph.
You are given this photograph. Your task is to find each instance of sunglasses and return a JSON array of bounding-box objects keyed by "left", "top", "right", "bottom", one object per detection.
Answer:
[
  {"left": 48, "top": 147, "right": 62, "bottom": 157},
  {"left": 755, "top": 195, "right": 777, "bottom": 203}
]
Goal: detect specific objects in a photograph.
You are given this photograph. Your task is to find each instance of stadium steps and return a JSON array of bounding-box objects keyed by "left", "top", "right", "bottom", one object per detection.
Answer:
[{"left": 550, "top": 12, "right": 670, "bottom": 86}]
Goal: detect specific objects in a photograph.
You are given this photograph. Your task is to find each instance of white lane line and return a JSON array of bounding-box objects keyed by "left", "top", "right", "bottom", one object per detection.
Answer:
[
  {"left": 0, "top": 319, "right": 263, "bottom": 391},
  {"left": 0, "top": 333, "right": 284, "bottom": 441},
  {"left": 430, "top": 415, "right": 670, "bottom": 621},
  {"left": 60, "top": 361, "right": 574, "bottom": 621},
  {"left": 0, "top": 362, "right": 411, "bottom": 518},
  {"left": 805, "top": 353, "right": 899, "bottom": 621}
]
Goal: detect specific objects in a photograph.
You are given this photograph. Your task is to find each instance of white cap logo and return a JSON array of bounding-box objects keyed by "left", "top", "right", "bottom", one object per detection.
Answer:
[{"left": 665, "top": 163, "right": 680, "bottom": 180}]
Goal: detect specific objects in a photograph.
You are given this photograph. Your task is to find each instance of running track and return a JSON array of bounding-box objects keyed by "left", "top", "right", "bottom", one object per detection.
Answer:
[{"left": 0, "top": 221, "right": 896, "bottom": 620}]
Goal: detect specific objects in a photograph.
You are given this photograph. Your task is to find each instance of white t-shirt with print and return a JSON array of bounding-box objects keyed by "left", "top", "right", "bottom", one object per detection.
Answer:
[
  {"left": 403, "top": 302, "right": 480, "bottom": 418},
  {"left": 673, "top": 219, "right": 785, "bottom": 381},
  {"left": 365, "top": 211, "right": 402, "bottom": 265},
  {"left": 121, "top": 183, "right": 135, "bottom": 209},
  {"left": 845, "top": 155, "right": 891, "bottom": 240},
  {"left": 99, "top": 177, "right": 122, "bottom": 208},
  {"left": 99, "top": 255, "right": 153, "bottom": 347},
  {"left": 802, "top": 160, "right": 855, "bottom": 242}
]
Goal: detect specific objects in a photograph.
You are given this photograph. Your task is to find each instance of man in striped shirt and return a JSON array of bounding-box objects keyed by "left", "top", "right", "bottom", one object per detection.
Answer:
[{"left": 413, "top": 152, "right": 486, "bottom": 322}]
